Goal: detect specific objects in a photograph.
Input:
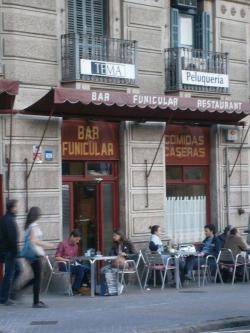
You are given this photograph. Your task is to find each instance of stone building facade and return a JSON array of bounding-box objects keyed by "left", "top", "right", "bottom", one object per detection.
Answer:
[{"left": 0, "top": 0, "right": 249, "bottom": 250}]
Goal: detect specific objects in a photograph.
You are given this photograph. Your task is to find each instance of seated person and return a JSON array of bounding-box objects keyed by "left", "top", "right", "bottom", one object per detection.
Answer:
[
  {"left": 55, "top": 229, "right": 90, "bottom": 294},
  {"left": 224, "top": 227, "right": 248, "bottom": 257},
  {"left": 185, "top": 224, "right": 221, "bottom": 280},
  {"left": 149, "top": 225, "right": 185, "bottom": 285},
  {"left": 217, "top": 225, "right": 232, "bottom": 248},
  {"left": 149, "top": 225, "right": 164, "bottom": 253},
  {"left": 109, "top": 230, "right": 136, "bottom": 268}
]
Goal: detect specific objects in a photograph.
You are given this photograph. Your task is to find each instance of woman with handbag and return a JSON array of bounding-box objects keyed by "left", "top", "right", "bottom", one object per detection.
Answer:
[
  {"left": 109, "top": 230, "right": 136, "bottom": 269},
  {"left": 20, "top": 207, "right": 53, "bottom": 308}
]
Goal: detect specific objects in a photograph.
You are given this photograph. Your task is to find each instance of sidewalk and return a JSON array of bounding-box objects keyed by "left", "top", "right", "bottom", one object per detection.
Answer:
[{"left": 1, "top": 284, "right": 250, "bottom": 333}]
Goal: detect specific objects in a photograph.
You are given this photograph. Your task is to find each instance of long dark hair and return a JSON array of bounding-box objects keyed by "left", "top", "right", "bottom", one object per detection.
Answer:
[
  {"left": 24, "top": 207, "right": 41, "bottom": 230},
  {"left": 113, "top": 229, "right": 127, "bottom": 243}
]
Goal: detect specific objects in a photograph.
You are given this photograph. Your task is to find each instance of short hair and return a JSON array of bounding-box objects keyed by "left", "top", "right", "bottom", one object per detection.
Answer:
[
  {"left": 149, "top": 225, "right": 160, "bottom": 235},
  {"left": 230, "top": 227, "right": 238, "bottom": 235},
  {"left": 69, "top": 229, "right": 81, "bottom": 238},
  {"left": 223, "top": 225, "right": 232, "bottom": 234},
  {"left": 204, "top": 224, "right": 216, "bottom": 235},
  {"left": 6, "top": 199, "right": 18, "bottom": 213}
]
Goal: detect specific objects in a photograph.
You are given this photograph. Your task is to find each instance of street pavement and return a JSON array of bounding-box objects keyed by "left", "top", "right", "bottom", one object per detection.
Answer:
[{"left": 1, "top": 284, "right": 250, "bottom": 333}]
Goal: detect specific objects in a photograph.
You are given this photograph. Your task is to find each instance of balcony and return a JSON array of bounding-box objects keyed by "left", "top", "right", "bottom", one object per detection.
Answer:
[
  {"left": 61, "top": 33, "right": 137, "bottom": 86},
  {"left": 165, "top": 47, "right": 229, "bottom": 94}
]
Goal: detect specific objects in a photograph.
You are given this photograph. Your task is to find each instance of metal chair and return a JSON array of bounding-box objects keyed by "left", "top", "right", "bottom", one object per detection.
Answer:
[
  {"left": 44, "top": 256, "right": 73, "bottom": 296},
  {"left": 118, "top": 253, "right": 143, "bottom": 295},
  {"left": 215, "top": 248, "right": 247, "bottom": 285},
  {"left": 201, "top": 255, "right": 223, "bottom": 286},
  {"left": 143, "top": 251, "right": 176, "bottom": 290}
]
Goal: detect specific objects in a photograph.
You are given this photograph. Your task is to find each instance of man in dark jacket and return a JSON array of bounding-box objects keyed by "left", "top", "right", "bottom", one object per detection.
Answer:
[
  {"left": 185, "top": 224, "right": 221, "bottom": 280},
  {"left": 0, "top": 200, "right": 20, "bottom": 305}
]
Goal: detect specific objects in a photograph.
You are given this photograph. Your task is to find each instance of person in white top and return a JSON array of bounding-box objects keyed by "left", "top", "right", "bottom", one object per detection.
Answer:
[
  {"left": 20, "top": 207, "right": 54, "bottom": 308},
  {"left": 149, "top": 225, "right": 164, "bottom": 254}
]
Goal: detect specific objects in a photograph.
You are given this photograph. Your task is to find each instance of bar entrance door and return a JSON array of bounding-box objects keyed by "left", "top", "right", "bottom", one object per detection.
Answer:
[{"left": 62, "top": 180, "right": 118, "bottom": 255}]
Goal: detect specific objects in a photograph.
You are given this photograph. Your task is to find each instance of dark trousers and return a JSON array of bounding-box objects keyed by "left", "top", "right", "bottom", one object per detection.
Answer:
[
  {"left": 0, "top": 252, "right": 20, "bottom": 303},
  {"left": 21, "top": 259, "right": 42, "bottom": 305},
  {"left": 70, "top": 264, "right": 90, "bottom": 291}
]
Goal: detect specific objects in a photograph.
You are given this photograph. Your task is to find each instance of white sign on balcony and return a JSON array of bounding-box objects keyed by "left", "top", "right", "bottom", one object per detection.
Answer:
[
  {"left": 81, "top": 59, "right": 135, "bottom": 80},
  {"left": 182, "top": 70, "right": 229, "bottom": 88}
]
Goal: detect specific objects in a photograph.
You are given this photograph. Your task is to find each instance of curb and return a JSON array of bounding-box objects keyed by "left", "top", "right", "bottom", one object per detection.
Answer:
[{"left": 147, "top": 316, "right": 250, "bottom": 333}]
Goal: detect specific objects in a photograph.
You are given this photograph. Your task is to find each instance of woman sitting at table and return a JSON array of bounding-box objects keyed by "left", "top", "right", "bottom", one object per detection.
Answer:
[
  {"left": 149, "top": 225, "right": 164, "bottom": 254},
  {"left": 149, "top": 225, "right": 186, "bottom": 285},
  {"left": 109, "top": 230, "right": 137, "bottom": 268}
]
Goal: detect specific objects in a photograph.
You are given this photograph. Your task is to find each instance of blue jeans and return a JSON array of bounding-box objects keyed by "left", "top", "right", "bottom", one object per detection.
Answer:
[{"left": 0, "top": 252, "right": 20, "bottom": 303}]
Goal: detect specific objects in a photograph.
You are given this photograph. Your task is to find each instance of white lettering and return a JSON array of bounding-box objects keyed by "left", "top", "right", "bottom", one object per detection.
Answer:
[{"left": 182, "top": 70, "right": 229, "bottom": 88}]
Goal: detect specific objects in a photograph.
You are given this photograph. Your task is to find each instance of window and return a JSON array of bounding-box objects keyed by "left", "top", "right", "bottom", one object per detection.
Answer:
[
  {"left": 166, "top": 166, "right": 182, "bottom": 180},
  {"left": 171, "top": 8, "right": 211, "bottom": 50},
  {"left": 180, "top": 14, "right": 194, "bottom": 47},
  {"left": 166, "top": 166, "right": 207, "bottom": 183},
  {"left": 68, "top": 0, "right": 107, "bottom": 36},
  {"left": 87, "top": 162, "right": 112, "bottom": 176},
  {"left": 184, "top": 167, "right": 205, "bottom": 180},
  {"left": 62, "top": 161, "right": 84, "bottom": 176}
]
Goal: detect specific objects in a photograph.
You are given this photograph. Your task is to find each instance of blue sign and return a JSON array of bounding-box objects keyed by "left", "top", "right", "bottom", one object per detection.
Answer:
[{"left": 45, "top": 150, "right": 53, "bottom": 161}]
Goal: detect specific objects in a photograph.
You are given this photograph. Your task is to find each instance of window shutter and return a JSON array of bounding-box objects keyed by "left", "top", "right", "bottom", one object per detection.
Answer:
[
  {"left": 171, "top": 8, "right": 179, "bottom": 48},
  {"left": 68, "top": 0, "right": 105, "bottom": 36},
  {"left": 195, "top": 12, "right": 210, "bottom": 51},
  {"left": 203, "top": 12, "right": 210, "bottom": 51},
  {"left": 68, "top": 0, "right": 77, "bottom": 33}
]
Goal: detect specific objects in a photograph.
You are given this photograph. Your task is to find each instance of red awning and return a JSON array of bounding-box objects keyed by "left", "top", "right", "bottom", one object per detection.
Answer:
[
  {"left": 23, "top": 87, "right": 250, "bottom": 124},
  {"left": 0, "top": 80, "right": 19, "bottom": 111}
]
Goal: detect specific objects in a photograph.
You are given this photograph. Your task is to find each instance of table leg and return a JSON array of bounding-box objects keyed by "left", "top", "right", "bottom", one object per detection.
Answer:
[
  {"left": 175, "top": 256, "right": 180, "bottom": 290},
  {"left": 90, "top": 260, "right": 95, "bottom": 297},
  {"left": 198, "top": 255, "right": 200, "bottom": 288}
]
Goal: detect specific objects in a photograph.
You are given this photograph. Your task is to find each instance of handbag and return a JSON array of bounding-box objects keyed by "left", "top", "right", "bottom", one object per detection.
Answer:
[{"left": 20, "top": 231, "right": 38, "bottom": 261}]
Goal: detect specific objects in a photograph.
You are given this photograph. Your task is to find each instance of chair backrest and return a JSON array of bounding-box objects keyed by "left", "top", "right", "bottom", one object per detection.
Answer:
[
  {"left": 45, "top": 255, "right": 53, "bottom": 272},
  {"left": 145, "top": 251, "right": 163, "bottom": 265},
  {"left": 135, "top": 250, "right": 143, "bottom": 269},
  {"left": 218, "top": 248, "right": 234, "bottom": 263}
]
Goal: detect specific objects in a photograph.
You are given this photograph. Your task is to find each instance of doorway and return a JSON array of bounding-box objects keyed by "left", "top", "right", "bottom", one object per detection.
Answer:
[{"left": 62, "top": 179, "right": 118, "bottom": 255}]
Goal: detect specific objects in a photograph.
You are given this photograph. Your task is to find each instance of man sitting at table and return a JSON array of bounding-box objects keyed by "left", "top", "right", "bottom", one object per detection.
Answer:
[
  {"left": 185, "top": 224, "right": 221, "bottom": 280},
  {"left": 55, "top": 229, "right": 90, "bottom": 295}
]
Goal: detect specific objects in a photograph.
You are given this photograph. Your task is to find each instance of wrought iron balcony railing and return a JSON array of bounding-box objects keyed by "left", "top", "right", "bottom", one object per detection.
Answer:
[
  {"left": 165, "top": 47, "right": 229, "bottom": 94},
  {"left": 61, "top": 33, "right": 137, "bottom": 86}
]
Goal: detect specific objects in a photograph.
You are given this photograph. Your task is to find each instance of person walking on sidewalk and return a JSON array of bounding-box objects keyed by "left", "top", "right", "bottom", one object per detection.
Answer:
[
  {"left": 20, "top": 207, "right": 54, "bottom": 308},
  {"left": 0, "top": 199, "right": 20, "bottom": 306}
]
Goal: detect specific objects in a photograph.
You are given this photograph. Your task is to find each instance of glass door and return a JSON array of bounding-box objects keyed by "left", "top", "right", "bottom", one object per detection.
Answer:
[
  {"left": 74, "top": 182, "right": 99, "bottom": 254},
  {"left": 62, "top": 179, "right": 118, "bottom": 255},
  {"left": 101, "top": 182, "right": 117, "bottom": 255}
]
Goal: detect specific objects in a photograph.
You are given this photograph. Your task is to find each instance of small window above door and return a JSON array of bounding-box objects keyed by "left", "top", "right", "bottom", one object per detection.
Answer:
[
  {"left": 87, "top": 162, "right": 112, "bottom": 176},
  {"left": 62, "top": 161, "right": 84, "bottom": 176}
]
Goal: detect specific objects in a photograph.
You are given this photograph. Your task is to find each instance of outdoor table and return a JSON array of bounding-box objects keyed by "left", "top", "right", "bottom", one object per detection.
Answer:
[{"left": 75, "top": 255, "right": 118, "bottom": 297}]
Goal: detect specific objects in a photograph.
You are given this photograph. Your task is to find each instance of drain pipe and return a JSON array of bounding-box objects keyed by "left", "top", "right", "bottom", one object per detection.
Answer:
[
  {"left": 144, "top": 117, "right": 173, "bottom": 208},
  {"left": 7, "top": 108, "right": 14, "bottom": 200},
  {"left": 225, "top": 147, "right": 230, "bottom": 226},
  {"left": 25, "top": 108, "right": 55, "bottom": 212}
]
